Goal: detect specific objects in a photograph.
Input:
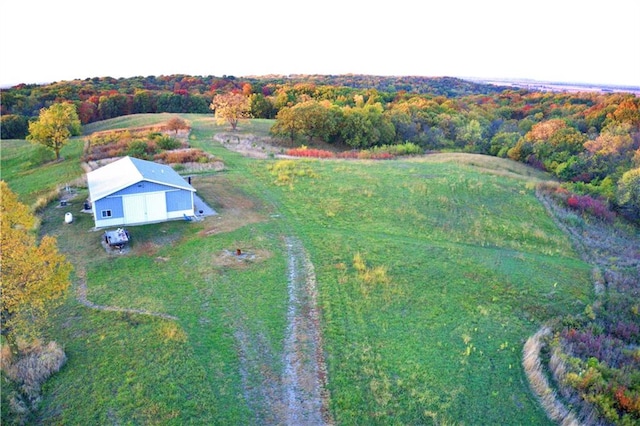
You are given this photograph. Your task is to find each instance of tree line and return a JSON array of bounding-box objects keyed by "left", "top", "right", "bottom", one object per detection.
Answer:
[
  {"left": 2, "top": 74, "right": 639, "bottom": 221},
  {"left": 1, "top": 74, "right": 505, "bottom": 132}
]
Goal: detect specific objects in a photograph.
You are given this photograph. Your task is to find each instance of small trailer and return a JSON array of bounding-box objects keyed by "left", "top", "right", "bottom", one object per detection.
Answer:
[{"left": 103, "top": 228, "right": 130, "bottom": 250}]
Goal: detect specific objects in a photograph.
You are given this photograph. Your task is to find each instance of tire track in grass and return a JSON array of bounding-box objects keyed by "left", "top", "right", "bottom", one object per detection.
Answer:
[
  {"left": 211, "top": 161, "right": 332, "bottom": 423},
  {"left": 283, "top": 236, "right": 332, "bottom": 426},
  {"left": 234, "top": 324, "right": 286, "bottom": 425},
  {"left": 232, "top": 236, "right": 332, "bottom": 425}
]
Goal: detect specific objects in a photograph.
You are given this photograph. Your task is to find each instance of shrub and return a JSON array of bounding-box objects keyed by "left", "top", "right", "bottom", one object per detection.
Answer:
[
  {"left": 286, "top": 147, "right": 335, "bottom": 158},
  {"left": 127, "top": 140, "right": 158, "bottom": 159},
  {"left": 154, "top": 148, "right": 209, "bottom": 164},
  {"left": 0, "top": 340, "right": 12, "bottom": 371},
  {"left": 336, "top": 151, "right": 360, "bottom": 159},
  {"left": 7, "top": 341, "right": 66, "bottom": 399},
  {"left": 358, "top": 151, "right": 394, "bottom": 160},
  {"left": 285, "top": 143, "right": 422, "bottom": 160},
  {"left": 155, "top": 135, "right": 182, "bottom": 150},
  {"left": 554, "top": 191, "right": 616, "bottom": 223},
  {"left": 83, "top": 129, "right": 184, "bottom": 161},
  {"left": 369, "top": 142, "right": 423, "bottom": 156}
]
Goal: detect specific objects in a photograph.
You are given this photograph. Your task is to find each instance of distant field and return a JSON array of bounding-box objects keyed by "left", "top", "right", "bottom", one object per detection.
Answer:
[
  {"left": 470, "top": 77, "right": 640, "bottom": 95},
  {"left": 3, "top": 115, "right": 594, "bottom": 424},
  {"left": 82, "top": 113, "right": 178, "bottom": 134}
]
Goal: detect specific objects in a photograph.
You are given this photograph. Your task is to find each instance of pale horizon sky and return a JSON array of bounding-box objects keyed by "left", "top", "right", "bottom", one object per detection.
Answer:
[{"left": 2, "top": 0, "right": 639, "bottom": 89}]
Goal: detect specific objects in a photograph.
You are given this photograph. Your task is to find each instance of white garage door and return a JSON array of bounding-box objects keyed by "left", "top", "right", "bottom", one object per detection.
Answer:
[{"left": 122, "top": 192, "right": 167, "bottom": 224}]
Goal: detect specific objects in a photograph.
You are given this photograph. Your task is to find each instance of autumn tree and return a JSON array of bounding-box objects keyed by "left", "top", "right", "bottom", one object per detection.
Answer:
[
  {"left": 166, "top": 116, "right": 189, "bottom": 135},
  {"left": 271, "top": 106, "right": 304, "bottom": 144},
  {"left": 609, "top": 98, "right": 640, "bottom": 127},
  {"left": 524, "top": 118, "right": 567, "bottom": 142},
  {"left": 249, "top": 93, "right": 276, "bottom": 119},
  {"left": 26, "top": 103, "right": 81, "bottom": 160},
  {"left": 340, "top": 103, "right": 395, "bottom": 148},
  {"left": 455, "top": 119, "right": 484, "bottom": 149},
  {"left": 290, "top": 100, "right": 339, "bottom": 143},
  {"left": 616, "top": 167, "right": 640, "bottom": 221},
  {"left": 210, "top": 92, "right": 250, "bottom": 130},
  {"left": 582, "top": 123, "right": 639, "bottom": 180},
  {"left": 0, "top": 181, "right": 72, "bottom": 343}
]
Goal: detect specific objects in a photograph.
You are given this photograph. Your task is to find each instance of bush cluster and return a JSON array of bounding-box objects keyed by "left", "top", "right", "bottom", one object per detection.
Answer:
[
  {"left": 154, "top": 149, "right": 210, "bottom": 164},
  {"left": 566, "top": 195, "right": 616, "bottom": 222},
  {"left": 286, "top": 142, "right": 422, "bottom": 160},
  {"left": 553, "top": 308, "right": 640, "bottom": 424},
  {"left": 83, "top": 130, "right": 186, "bottom": 162},
  {"left": 549, "top": 186, "right": 616, "bottom": 222}
]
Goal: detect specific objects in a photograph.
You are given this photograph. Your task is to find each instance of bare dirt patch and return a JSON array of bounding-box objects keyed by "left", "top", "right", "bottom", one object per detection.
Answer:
[
  {"left": 215, "top": 132, "right": 342, "bottom": 160},
  {"left": 195, "top": 176, "right": 268, "bottom": 236},
  {"left": 214, "top": 132, "right": 284, "bottom": 159},
  {"left": 211, "top": 248, "right": 273, "bottom": 270}
]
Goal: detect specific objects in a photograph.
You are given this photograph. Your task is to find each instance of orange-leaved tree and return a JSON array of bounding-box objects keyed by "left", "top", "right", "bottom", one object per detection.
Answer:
[
  {"left": 0, "top": 181, "right": 72, "bottom": 343},
  {"left": 166, "top": 117, "right": 189, "bottom": 135},
  {"left": 210, "top": 92, "right": 251, "bottom": 130}
]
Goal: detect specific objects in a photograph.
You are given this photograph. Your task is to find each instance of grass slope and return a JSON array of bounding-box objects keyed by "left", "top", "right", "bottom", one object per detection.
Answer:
[
  {"left": 3, "top": 115, "right": 593, "bottom": 425},
  {"left": 252, "top": 157, "right": 592, "bottom": 424},
  {"left": 0, "top": 139, "right": 84, "bottom": 205}
]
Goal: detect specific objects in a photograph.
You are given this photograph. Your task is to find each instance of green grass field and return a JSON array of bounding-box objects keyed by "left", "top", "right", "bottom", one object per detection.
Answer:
[{"left": 2, "top": 115, "right": 594, "bottom": 425}]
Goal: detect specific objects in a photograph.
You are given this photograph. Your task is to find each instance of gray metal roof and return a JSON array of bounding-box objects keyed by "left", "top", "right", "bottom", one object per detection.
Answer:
[{"left": 87, "top": 156, "right": 195, "bottom": 202}]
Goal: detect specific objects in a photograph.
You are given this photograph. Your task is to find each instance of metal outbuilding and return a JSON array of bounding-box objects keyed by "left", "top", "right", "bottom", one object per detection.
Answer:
[{"left": 87, "top": 156, "right": 196, "bottom": 228}]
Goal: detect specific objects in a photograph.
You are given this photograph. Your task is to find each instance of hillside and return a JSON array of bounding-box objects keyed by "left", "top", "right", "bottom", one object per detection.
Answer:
[{"left": 2, "top": 115, "right": 614, "bottom": 424}]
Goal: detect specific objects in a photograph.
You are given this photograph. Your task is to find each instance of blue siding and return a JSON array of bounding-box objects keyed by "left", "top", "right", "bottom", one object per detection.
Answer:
[
  {"left": 92, "top": 180, "right": 194, "bottom": 227},
  {"left": 94, "top": 197, "right": 124, "bottom": 221},
  {"left": 166, "top": 190, "right": 192, "bottom": 212},
  {"left": 111, "top": 181, "right": 175, "bottom": 197}
]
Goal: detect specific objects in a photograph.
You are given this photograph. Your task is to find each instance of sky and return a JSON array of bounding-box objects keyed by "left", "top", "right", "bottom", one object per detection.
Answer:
[{"left": 2, "top": 0, "right": 639, "bottom": 88}]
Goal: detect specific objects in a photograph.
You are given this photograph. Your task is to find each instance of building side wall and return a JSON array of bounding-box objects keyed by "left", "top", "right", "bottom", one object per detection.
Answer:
[
  {"left": 94, "top": 197, "right": 124, "bottom": 223},
  {"left": 92, "top": 184, "right": 195, "bottom": 228},
  {"left": 166, "top": 190, "right": 193, "bottom": 212}
]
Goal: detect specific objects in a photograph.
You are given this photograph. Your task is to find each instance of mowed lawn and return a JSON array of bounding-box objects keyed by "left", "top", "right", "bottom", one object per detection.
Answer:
[{"left": 3, "top": 115, "right": 593, "bottom": 425}]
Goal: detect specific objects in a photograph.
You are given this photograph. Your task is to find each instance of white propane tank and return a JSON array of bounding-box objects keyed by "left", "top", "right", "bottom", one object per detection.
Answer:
[{"left": 64, "top": 212, "right": 73, "bottom": 224}]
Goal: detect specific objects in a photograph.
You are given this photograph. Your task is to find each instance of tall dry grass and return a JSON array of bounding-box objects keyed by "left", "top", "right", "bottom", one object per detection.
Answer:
[
  {"left": 522, "top": 327, "right": 582, "bottom": 426},
  {"left": 3, "top": 339, "right": 67, "bottom": 422},
  {"left": 32, "top": 176, "right": 87, "bottom": 213}
]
